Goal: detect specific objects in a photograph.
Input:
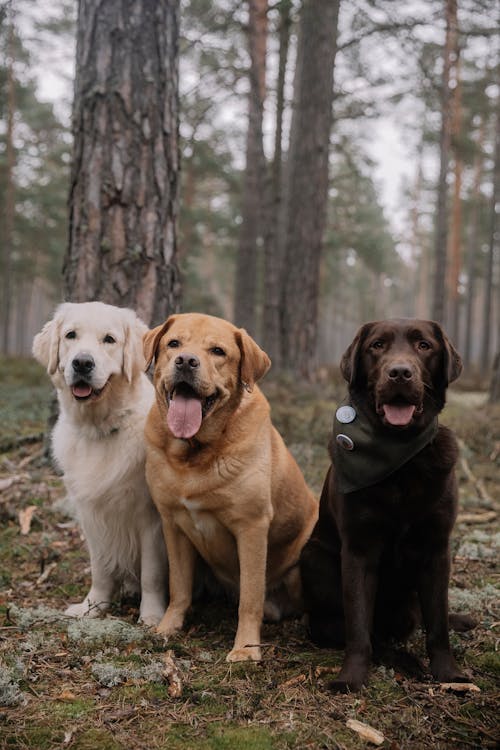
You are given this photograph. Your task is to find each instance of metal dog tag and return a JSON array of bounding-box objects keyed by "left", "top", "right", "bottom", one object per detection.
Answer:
[
  {"left": 336, "top": 405, "right": 356, "bottom": 424},
  {"left": 336, "top": 433, "right": 354, "bottom": 451}
]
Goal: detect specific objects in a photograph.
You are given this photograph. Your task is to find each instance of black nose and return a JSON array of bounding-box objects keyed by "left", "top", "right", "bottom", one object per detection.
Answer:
[
  {"left": 175, "top": 353, "right": 200, "bottom": 371},
  {"left": 72, "top": 354, "right": 95, "bottom": 375},
  {"left": 388, "top": 364, "right": 413, "bottom": 381}
]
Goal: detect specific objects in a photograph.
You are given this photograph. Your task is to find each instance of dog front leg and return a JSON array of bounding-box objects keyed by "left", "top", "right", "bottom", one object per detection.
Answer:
[
  {"left": 65, "top": 539, "right": 114, "bottom": 618},
  {"left": 227, "top": 522, "right": 269, "bottom": 662},
  {"left": 329, "top": 543, "right": 380, "bottom": 692},
  {"left": 156, "top": 520, "right": 196, "bottom": 637},
  {"left": 418, "top": 545, "right": 466, "bottom": 682},
  {"left": 138, "top": 517, "right": 168, "bottom": 627}
]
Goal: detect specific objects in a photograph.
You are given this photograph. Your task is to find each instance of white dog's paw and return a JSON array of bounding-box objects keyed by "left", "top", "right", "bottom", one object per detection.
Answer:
[
  {"left": 139, "top": 610, "right": 164, "bottom": 628},
  {"left": 65, "top": 600, "right": 106, "bottom": 618},
  {"left": 139, "top": 595, "right": 167, "bottom": 627}
]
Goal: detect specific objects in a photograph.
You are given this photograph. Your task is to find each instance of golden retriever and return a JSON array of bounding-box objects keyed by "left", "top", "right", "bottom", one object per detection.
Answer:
[
  {"left": 33, "top": 301, "right": 167, "bottom": 625},
  {"left": 143, "top": 312, "right": 318, "bottom": 661}
]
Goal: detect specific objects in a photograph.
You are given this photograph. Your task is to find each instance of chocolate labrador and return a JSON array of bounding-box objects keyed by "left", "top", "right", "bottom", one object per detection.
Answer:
[{"left": 301, "top": 318, "right": 472, "bottom": 691}]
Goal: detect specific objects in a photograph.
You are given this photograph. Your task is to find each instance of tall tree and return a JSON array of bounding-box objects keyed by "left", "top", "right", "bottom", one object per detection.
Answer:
[
  {"left": 1, "top": 7, "right": 15, "bottom": 353},
  {"left": 64, "top": 0, "right": 181, "bottom": 325},
  {"left": 233, "top": 0, "right": 268, "bottom": 336},
  {"left": 0, "top": 3, "right": 72, "bottom": 356},
  {"left": 261, "top": 0, "right": 292, "bottom": 367},
  {"left": 447, "top": 50, "right": 463, "bottom": 342},
  {"left": 280, "top": 0, "right": 340, "bottom": 377},
  {"left": 463, "top": 120, "right": 485, "bottom": 369},
  {"left": 431, "top": 0, "right": 458, "bottom": 324},
  {"left": 481, "top": 73, "right": 500, "bottom": 369}
]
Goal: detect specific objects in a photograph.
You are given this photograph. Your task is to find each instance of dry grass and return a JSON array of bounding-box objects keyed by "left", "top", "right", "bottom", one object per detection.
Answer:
[{"left": 0, "top": 359, "right": 498, "bottom": 749}]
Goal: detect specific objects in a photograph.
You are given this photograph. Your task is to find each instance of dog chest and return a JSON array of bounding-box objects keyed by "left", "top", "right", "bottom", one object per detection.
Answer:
[
  {"left": 176, "top": 496, "right": 238, "bottom": 576},
  {"left": 179, "top": 497, "right": 218, "bottom": 536}
]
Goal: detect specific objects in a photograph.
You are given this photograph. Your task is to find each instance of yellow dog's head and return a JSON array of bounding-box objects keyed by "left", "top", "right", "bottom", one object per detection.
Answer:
[{"left": 144, "top": 313, "right": 270, "bottom": 439}]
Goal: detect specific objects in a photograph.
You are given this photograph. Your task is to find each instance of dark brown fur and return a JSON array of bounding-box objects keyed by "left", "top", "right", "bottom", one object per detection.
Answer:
[{"left": 301, "top": 319, "right": 471, "bottom": 692}]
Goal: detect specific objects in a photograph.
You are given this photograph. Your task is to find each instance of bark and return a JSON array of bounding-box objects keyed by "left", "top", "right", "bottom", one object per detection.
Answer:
[
  {"left": 281, "top": 0, "right": 340, "bottom": 378},
  {"left": 1, "top": 16, "right": 15, "bottom": 354},
  {"left": 412, "top": 137, "right": 428, "bottom": 318},
  {"left": 64, "top": 0, "right": 181, "bottom": 326},
  {"left": 431, "top": 0, "right": 457, "bottom": 324},
  {"left": 481, "top": 77, "right": 500, "bottom": 370},
  {"left": 233, "top": 0, "right": 268, "bottom": 337},
  {"left": 490, "top": 351, "right": 500, "bottom": 402},
  {"left": 261, "top": 0, "right": 292, "bottom": 367},
  {"left": 447, "top": 52, "right": 462, "bottom": 343},
  {"left": 463, "top": 122, "right": 484, "bottom": 369}
]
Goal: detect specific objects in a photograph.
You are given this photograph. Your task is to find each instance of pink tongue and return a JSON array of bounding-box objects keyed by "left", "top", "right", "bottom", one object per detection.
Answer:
[
  {"left": 382, "top": 403, "right": 415, "bottom": 426},
  {"left": 167, "top": 394, "right": 203, "bottom": 439},
  {"left": 72, "top": 384, "right": 92, "bottom": 398}
]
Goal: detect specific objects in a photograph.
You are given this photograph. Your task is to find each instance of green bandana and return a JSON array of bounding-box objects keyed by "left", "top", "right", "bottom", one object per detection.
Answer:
[{"left": 333, "top": 397, "right": 439, "bottom": 494}]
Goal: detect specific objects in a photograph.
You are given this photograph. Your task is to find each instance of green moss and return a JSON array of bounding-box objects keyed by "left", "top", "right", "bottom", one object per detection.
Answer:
[
  {"left": 207, "top": 725, "right": 276, "bottom": 749},
  {"left": 474, "top": 651, "right": 500, "bottom": 678},
  {"left": 164, "top": 724, "right": 277, "bottom": 750},
  {"left": 49, "top": 697, "right": 95, "bottom": 720},
  {"left": 72, "top": 728, "right": 122, "bottom": 750}
]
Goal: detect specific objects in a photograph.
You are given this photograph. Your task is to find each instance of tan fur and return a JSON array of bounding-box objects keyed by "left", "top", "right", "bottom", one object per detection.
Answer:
[
  {"left": 144, "top": 313, "right": 318, "bottom": 662},
  {"left": 33, "top": 302, "right": 168, "bottom": 625}
]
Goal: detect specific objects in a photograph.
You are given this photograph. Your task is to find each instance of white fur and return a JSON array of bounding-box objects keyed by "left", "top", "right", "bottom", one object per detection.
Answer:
[{"left": 33, "top": 301, "right": 168, "bottom": 625}]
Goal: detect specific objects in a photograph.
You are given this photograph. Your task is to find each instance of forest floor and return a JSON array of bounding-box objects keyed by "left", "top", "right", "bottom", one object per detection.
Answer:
[{"left": 0, "top": 358, "right": 498, "bottom": 750}]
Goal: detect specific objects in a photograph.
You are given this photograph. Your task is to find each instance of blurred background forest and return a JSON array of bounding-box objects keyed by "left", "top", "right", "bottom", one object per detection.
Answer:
[{"left": 0, "top": 0, "right": 499, "bottom": 380}]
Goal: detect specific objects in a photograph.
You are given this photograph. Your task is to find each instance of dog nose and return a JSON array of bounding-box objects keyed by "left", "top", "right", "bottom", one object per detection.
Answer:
[
  {"left": 72, "top": 354, "right": 95, "bottom": 375},
  {"left": 388, "top": 364, "right": 413, "bottom": 381},
  {"left": 175, "top": 353, "right": 200, "bottom": 371}
]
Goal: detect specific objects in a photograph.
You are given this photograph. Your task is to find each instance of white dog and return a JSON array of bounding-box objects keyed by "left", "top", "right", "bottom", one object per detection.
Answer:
[{"left": 33, "top": 301, "right": 167, "bottom": 625}]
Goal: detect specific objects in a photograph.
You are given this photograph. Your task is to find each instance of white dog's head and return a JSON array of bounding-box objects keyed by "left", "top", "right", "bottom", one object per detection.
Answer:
[{"left": 33, "top": 302, "right": 148, "bottom": 404}]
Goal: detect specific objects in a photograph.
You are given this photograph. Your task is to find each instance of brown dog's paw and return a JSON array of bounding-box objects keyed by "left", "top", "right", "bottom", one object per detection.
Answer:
[
  {"left": 430, "top": 653, "right": 468, "bottom": 683},
  {"left": 327, "top": 676, "right": 364, "bottom": 693},
  {"left": 327, "top": 655, "right": 368, "bottom": 693},
  {"left": 226, "top": 645, "right": 261, "bottom": 662}
]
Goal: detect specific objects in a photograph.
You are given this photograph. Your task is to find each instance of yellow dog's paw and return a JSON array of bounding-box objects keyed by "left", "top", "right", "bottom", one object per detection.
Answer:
[
  {"left": 155, "top": 609, "right": 184, "bottom": 637},
  {"left": 226, "top": 646, "right": 261, "bottom": 662}
]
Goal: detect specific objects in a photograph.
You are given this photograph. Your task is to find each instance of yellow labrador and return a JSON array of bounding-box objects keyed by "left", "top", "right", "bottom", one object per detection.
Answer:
[
  {"left": 144, "top": 313, "right": 318, "bottom": 661},
  {"left": 33, "top": 301, "right": 167, "bottom": 625}
]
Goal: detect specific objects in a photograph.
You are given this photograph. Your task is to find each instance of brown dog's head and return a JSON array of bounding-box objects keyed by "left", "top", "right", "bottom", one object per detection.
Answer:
[
  {"left": 340, "top": 318, "right": 462, "bottom": 429},
  {"left": 143, "top": 313, "right": 271, "bottom": 440}
]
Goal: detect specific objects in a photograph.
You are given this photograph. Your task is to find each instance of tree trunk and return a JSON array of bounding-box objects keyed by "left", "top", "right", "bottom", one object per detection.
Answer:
[
  {"left": 431, "top": 0, "right": 457, "bottom": 324},
  {"left": 463, "top": 121, "right": 484, "bottom": 369},
  {"left": 481, "top": 75, "right": 500, "bottom": 370},
  {"left": 64, "top": 0, "right": 181, "bottom": 326},
  {"left": 233, "top": 0, "right": 268, "bottom": 337},
  {"left": 1, "top": 14, "right": 15, "bottom": 354},
  {"left": 412, "top": 136, "right": 428, "bottom": 318},
  {"left": 261, "top": 0, "right": 292, "bottom": 366},
  {"left": 281, "top": 0, "right": 340, "bottom": 378},
  {"left": 490, "top": 351, "right": 500, "bottom": 402},
  {"left": 447, "top": 52, "right": 462, "bottom": 343}
]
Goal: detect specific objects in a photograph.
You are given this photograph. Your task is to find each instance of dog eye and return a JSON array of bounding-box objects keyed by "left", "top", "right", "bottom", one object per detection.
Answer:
[
  {"left": 418, "top": 340, "right": 431, "bottom": 350},
  {"left": 210, "top": 347, "right": 226, "bottom": 357},
  {"left": 65, "top": 331, "right": 76, "bottom": 340},
  {"left": 103, "top": 334, "right": 116, "bottom": 344},
  {"left": 167, "top": 339, "right": 180, "bottom": 348},
  {"left": 370, "top": 340, "right": 384, "bottom": 350}
]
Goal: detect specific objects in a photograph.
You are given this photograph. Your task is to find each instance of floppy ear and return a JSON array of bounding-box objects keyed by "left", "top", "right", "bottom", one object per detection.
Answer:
[
  {"left": 32, "top": 313, "right": 62, "bottom": 375},
  {"left": 143, "top": 315, "right": 177, "bottom": 370},
  {"left": 235, "top": 328, "right": 271, "bottom": 391},
  {"left": 340, "top": 322, "right": 373, "bottom": 386},
  {"left": 431, "top": 321, "right": 463, "bottom": 385},
  {"left": 123, "top": 311, "right": 149, "bottom": 383}
]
